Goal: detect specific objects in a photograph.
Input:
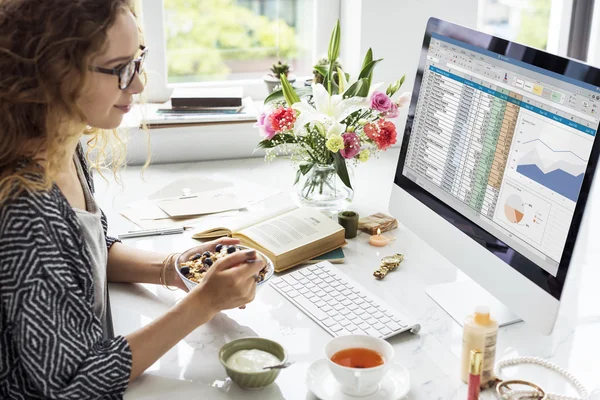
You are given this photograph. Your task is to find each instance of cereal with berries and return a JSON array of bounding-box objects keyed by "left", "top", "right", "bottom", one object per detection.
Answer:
[{"left": 179, "top": 244, "right": 268, "bottom": 284}]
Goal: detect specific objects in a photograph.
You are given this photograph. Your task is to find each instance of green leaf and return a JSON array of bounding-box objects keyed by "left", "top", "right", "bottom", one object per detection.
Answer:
[
  {"left": 294, "top": 162, "right": 314, "bottom": 185},
  {"left": 264, "top": 86, "right": 312, "bottom": 105},
  {"left": 327, "top": 20, "right": 341, "bottom": 62},
  {"left": 358, "top": 58, "right": 383, "bottom": 84},
  {"left": 333, "top": 152, "right": 352, "bottom": 190},
  {"left": 299, "top": 162, "right": 314, "bottom": 175},
  {"left": 256, "top": 140, "right": 277, "bottom": 149},
  {"left": 343, "top": 77, "right": 369, "bottom": 99},
  {"left": 313, "top": 65, "right": 328, "bottom": 77},
  {"left": 256, "top": 134, "right": 296, "bottom": 150},
  {"left": 280, "top": 74, "right": 300, "bottom": 106},
  {"left": 361, "top": 48, "right": 373, "bottom": 72},
  {"left": 294, "top": 169, "right": 302, "bottom": 185}
]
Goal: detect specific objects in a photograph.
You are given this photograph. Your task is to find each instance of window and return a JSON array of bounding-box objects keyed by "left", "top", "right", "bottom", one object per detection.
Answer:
[
  {"left": 478, "top": 0, "right": 598, "bottom": 62},
  {"left": 164, "top": 0, "right": 311, "bottom": 83},
  {"left": 477, "top": 0, "right": 553, "bottom": 51},
  {"left": 140, "top": 0, "right": 339, "bottom": 102}
]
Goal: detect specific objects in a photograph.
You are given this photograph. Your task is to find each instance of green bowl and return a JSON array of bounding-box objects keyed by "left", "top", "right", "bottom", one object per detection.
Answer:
[{"left": 219, "top": 337, "right": 287, "bottom": 390}]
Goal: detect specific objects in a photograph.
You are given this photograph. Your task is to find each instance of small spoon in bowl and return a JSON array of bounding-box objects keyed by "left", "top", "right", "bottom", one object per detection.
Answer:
[{"left": 262, "top": 361, "right": 295, "bottom": 370}]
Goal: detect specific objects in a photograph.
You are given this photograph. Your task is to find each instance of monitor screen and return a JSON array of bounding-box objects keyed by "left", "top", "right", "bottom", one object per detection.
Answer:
[{"left": 396, "top": 18, "right": 600, "bottom": 300}]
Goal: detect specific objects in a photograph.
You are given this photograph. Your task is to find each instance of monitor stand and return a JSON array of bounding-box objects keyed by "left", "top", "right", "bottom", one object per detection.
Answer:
[{"left": 426, "top": 274, "right": 522, "bottom": 327}]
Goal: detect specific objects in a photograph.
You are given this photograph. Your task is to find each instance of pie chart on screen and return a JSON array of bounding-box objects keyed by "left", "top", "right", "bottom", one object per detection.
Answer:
[{"left": 504, "top": 194, "right": 525, "bottom": 223}]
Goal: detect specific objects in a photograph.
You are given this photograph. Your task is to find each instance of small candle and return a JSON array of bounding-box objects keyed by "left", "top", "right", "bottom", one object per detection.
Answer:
[{"left": 369, "top": 228, "right": 390, "bottom": 247}]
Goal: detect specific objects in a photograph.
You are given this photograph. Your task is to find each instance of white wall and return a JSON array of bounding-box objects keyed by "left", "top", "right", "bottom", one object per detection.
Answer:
[{"left": 340, "top": 0, "right": 479, "bottom": 135}]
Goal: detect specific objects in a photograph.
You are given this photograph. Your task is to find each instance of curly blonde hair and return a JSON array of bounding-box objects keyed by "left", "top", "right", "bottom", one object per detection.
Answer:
[{"left": 0, "top": 0, "right": 138, "bottom": 203}]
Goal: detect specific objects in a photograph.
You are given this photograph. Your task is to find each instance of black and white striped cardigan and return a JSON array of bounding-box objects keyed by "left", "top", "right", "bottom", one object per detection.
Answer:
[{"left": 0, "top": 147, "right": 131, "bottom": 399}]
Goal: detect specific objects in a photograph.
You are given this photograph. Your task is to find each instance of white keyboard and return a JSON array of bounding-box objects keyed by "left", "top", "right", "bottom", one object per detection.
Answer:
[{"left": 270, "top": 261, "right": 421, "bottom": 339}]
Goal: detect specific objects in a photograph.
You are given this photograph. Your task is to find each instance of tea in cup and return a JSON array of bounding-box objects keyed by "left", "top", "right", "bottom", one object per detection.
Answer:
[{"left": 325, "top": 334, "right": 395, "bottom": 396}]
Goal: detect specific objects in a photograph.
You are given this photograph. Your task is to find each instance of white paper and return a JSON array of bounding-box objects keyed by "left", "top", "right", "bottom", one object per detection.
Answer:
[
  {"left": 155, "top": 189, "right": 242, "bottom": 217},
  {"left": 148, "top": 178, "right": 233, "bottom": 201},
  {"left": 120, "top": 200, "right": 223, "bottom": 229},
  {"left": 121, "top": 179, "right": 282, "bottom": 229}
]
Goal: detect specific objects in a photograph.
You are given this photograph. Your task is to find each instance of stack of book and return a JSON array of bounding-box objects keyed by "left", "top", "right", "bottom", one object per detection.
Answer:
[
  {"left": 140, "top": 87, "right": 257, "bottom": 128},
  {"left": 160, "top": 87, "right": 244, "bottom": 115}
]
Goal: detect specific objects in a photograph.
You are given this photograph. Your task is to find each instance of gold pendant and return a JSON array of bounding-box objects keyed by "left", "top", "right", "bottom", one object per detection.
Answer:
[{"left": 373, "top": 253, "right": 404, "bottom": 279}]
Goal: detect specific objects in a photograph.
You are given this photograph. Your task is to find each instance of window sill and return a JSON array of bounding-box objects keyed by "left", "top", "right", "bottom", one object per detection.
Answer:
[{"left": 120, "top": 100, "right": 264, "bottom": 165}]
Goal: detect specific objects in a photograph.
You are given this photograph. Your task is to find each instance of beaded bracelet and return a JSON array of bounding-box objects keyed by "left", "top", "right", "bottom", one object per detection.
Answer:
[
  {"left": 494, "top": 357, "right": 588, "bottom": 400},
  {"left": 160, "top": 252, "right": 180, "bottom": 291}
]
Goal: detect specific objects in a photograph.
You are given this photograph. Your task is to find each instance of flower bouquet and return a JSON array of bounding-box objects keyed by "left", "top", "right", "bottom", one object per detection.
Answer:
[{"left": 255, "top": 20, "right": 410, "bottom": 211}]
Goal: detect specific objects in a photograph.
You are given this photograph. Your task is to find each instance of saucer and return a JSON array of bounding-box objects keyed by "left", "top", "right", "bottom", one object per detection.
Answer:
[{"left": 306, "top": 359, "right": 410, "bottom": 400}]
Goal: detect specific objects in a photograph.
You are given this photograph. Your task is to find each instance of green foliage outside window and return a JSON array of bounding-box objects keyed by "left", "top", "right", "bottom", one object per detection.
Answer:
[
  {"left": 165, "top": 0, "right": 298, "bottom": 82},
  {"left": 516, "top": 0, "right": 551, "bottom": 50}
]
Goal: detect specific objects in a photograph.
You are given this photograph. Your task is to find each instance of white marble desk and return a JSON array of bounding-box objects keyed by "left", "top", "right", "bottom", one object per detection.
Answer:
[{"left": 94, "top": 150, "right": 600, "bottom": 400}]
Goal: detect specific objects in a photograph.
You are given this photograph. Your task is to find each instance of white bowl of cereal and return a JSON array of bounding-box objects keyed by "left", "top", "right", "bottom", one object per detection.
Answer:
[{"left": 175, "top": 244, "right": 274, "bottom": 292}]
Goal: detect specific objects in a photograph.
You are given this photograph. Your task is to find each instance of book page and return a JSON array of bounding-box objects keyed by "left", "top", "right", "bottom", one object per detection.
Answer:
[
  {"left": 237, "top": 207, "right": 343, "bottom": 256},
  {"left": 192, "top": 192, "right": 297, "bottom": 238}
]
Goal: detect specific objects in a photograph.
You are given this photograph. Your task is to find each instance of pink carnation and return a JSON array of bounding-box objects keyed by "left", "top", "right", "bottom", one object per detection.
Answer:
[
  {"left": 370, "top": 91, "right": 393, "bottom": 112},
  {"left": 364, "top": 120, "right": 397, "bottom": 150},
  {"left": 340, "top": 132, "right": 361, "bottom": 159},
  {"left": 255, "top": 112, "right": 277, "bottom": 140},
  {"left": 269, "top": 106, "right": 297, "bottom": 132}
]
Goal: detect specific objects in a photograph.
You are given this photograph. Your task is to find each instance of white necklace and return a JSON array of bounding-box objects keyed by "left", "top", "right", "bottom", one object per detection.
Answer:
[{"left": 494, "top": 357, "right": 588, "bottom": 400}]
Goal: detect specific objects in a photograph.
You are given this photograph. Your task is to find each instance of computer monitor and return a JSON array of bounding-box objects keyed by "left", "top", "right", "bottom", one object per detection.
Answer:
[{"left": 391, "top": 17, "right": 600, "bottom": 334}]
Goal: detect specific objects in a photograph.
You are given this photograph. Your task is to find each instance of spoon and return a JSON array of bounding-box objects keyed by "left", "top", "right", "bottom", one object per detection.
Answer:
[{"left": 262, "top": 361, "right": 295, "bottom": 370}]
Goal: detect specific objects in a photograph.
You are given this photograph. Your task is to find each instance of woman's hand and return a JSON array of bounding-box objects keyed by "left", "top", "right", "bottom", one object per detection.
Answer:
[
  {"left": 165, "top": 237, "right": 242, "bottom": 292},
  {"left": 188, "top": 246, "right": 266, "bottom": 322}
]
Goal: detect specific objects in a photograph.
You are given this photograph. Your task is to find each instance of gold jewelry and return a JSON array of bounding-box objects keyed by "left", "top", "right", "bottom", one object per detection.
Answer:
[
  {"left": 160, "top": 252, "right": 180, "bottom": 291},
  {"left": 496, "top": 380, "right": 547, "bottom": 399},
  {"left": 373, "top": 253, "right": 404, "bottom": 279}
]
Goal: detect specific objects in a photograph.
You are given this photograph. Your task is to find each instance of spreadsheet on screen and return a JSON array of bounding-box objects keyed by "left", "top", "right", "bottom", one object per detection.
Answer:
[{"left": 403, "top": 33, "right": 600, "bottom": 277}]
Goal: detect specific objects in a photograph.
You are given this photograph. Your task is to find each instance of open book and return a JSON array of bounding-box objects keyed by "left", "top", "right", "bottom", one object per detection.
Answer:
[{"left": 192, "top": 195, "right": 346, "bottom": 272}]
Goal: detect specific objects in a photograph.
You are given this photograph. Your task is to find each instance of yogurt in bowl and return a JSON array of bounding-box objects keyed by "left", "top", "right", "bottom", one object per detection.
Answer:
[
  {"left": 219, "top": 337, "right": 288, "bottom": 389},
  {"left": 226, "top": 349, "right": 281, "bottom": 373}
]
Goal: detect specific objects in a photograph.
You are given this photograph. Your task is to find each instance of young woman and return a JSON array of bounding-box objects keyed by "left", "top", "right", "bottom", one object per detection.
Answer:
[{"left": 0, "top": 1, "right": 265, "bottom": 398}]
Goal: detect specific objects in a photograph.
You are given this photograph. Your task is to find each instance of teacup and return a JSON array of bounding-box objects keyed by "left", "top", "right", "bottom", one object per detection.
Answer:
[{"left": 325, "top": 334, "right": 395, "bottom": 396}]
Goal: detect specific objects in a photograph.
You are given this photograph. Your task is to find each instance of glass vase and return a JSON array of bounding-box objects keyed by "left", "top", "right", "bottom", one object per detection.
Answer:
[{"left": 297, "top": 163, "right": 354, "bottom": 213}]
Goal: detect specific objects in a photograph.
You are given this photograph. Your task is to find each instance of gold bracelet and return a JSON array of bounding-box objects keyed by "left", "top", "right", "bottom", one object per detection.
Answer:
[{"left": 160, "top": 252, "right": 180, "bottom": 291}]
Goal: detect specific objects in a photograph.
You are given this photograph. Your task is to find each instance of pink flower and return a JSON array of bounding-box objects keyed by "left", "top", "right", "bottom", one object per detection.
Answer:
[
  {"left": 364, "top": 120, "right": 397, "bottom": 150},
  {"left": 255, "top": 112, "right": 277, "bottom": 139},
  {"left": 370, "top": 91, "right": 393, "bottom": 112},
  {"left": 269, "top": 106, "right": 297, "bottom": 132},
  {"left": 385, "top": 103, "right": 399, "bottom": 118},
  {"left": 340, "top": 132, "right": 361, "bottom": 159}
]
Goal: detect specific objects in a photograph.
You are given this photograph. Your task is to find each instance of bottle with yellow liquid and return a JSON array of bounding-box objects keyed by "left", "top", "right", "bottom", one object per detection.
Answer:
[{"left": 460, "top": 305, "right": 498, "bottom": 385}]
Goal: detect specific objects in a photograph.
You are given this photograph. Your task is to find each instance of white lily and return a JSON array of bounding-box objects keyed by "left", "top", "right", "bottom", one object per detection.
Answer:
[{"left": 292, "top": 83, "right": 367, "bottom": 138}]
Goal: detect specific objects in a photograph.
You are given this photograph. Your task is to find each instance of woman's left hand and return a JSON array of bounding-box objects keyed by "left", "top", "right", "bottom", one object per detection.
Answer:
[{"left": 164, "top": 237, "right": 242, "bottom": 292}]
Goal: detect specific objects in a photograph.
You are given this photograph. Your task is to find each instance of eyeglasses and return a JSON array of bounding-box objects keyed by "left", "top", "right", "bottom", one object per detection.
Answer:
[{"left": 89, "top": 45, "right": 147, "bottom": 90}]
